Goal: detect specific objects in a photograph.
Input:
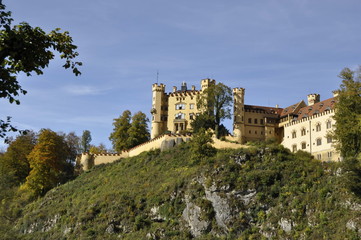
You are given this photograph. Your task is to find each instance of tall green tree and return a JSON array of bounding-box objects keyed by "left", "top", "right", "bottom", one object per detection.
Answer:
[
  {"left": 333, "top": 67, "right": 361, "bottom": 158},
  {"left": 0, "top": 1, "right": 81, "bottom": 139},
  {"left": 0, "top": 132, "right": 36, "bottom": 184},
  {"left": 127, "top": 111, "right": 150, "bottom": 148},
  {"left": 196, "top": 82, "right": 232, "bottom": 138},
  {"left": 22, "top": 129, "right": 74, "bottom": 197},
  {"left": 189, "top": 128, "right": 216, "bottom": 164},
  {"left": 109, "top": 110, "right": 132, "bottom": 152},
  {"left": 81, "top": 130, "right": 92, "bottom": 153},
  {"left": 333, "top": 66, "right": 361, "bottom": 196}
]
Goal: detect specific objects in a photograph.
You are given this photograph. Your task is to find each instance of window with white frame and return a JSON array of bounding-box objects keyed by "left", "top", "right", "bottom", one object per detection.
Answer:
[
  {"left": 175, "top": 103, "right": 186, "bottom": 110},
  {"left": 316, "top": 138, "right": 322, "bottom": 146}
]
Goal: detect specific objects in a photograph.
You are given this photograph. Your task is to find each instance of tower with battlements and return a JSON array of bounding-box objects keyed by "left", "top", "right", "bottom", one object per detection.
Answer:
[
  {"left": 233, "top": 87, "right": 246, "bottom": 143},
  {"left": 151, "top": 83, "right": 168, "bottom": 139}
]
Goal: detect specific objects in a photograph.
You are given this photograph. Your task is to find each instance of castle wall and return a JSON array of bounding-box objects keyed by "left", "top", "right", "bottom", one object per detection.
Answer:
[{"left": 281, "top": 110, "right": 340, "bottom": 161}]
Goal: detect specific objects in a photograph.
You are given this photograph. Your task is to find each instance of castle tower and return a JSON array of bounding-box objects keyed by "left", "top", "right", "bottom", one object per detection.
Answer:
[
  {"left": 151, "top": 83, "right": 168, "bottom": 139},
  {"left": 233, "top": 87, "right": 246, "bottom": 143},
  {"left": 201, "top": 78, "right": 216, "bottom": 92},
  {"left": 307, "top": 94, "right": 320, "bottom": 106}
]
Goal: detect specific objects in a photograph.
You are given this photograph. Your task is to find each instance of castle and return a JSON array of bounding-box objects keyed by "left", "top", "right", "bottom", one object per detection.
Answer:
[{"left": 151, "top": 79, "right": 340, "bottom": 162}]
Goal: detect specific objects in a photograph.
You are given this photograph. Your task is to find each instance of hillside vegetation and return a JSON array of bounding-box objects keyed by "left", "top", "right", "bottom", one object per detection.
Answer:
[{"left": 7, "top": 142, "right": 361, "bottom": 239}]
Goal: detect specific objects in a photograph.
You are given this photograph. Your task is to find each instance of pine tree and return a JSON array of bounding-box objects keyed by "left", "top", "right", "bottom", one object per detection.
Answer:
[{"left": 81, "top": 130, "right": 92, "bottom": 153}]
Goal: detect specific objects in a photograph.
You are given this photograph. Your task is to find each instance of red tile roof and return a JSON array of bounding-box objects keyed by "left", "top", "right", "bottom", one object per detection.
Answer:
[
  {"left": 280, "top": 100, "right": 306, "bottom": 117},
  {"left": 295, "top": 97, "right": 335, "bottom": 120}
]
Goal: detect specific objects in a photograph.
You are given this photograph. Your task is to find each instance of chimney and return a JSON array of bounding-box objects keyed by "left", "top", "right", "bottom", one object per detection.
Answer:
[
  {"left": 307, "top": 94, "right": 320, "bottom": 106},
  {"left": 173, "top": 86, "right": 177, "bottom": 92},
  {"left": 191, "top": 85, "right": 196, "bottom": 91}
]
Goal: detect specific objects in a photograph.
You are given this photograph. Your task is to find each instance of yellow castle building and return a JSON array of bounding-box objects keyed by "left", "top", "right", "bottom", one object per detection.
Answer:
[{"left": 151, "top": 79, "right": 340, "bottom": 161}]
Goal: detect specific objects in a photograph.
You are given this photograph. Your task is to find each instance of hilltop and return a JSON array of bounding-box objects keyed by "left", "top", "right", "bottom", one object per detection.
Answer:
[{"left": 7, "top": 142, "right": 361, "bottom": 239}]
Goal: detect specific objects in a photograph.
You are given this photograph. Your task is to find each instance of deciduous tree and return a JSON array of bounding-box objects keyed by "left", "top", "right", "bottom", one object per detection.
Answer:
[
  {"left": 332, "top": 66, "right": 361, "bottom": 196},
  {"left": 0, "top": 1, "right": 81, "bottom": 139},
  {"left": 0, "top": 132, "right": 36, "bottom": 184},
  {"left": 196, "top": 82, "right": 232, "bottom": 138},
  {"left": 109, "top": 110, "right": 132, "bottom": 152},
  {"left": 189, "top": 128, "right": 216, "bottom": 164},
  {"left": 333, "top": 67, "right": 361, "bottom": 158},
  {"left": 127, "top": 111, "right": 150, "bottom": 148},
  {"left": 22, "top": 129, "right": 74, "bottom": 197}
]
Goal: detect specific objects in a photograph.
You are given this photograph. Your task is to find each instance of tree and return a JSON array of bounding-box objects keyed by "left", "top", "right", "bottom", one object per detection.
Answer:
[
  {"left": 332, "top": 67, "right": 361, "bottom": 158},
  {"left": 22, "top": 129, "right": 74, "bottom": 197},
  {"left": 189, "top": 128, "right": 216, "bottom": 164},
  {"left": 81, "top": 130, "right": 92, "bottom": 153},
  {"left": 109, "top": 110, "right": 132, "bottom": 152},
  {"left": 196, "top": 82, "right": 232, "bottom": 138},
  {"left": 127, "top": 111, "right": 150, "bottom": 149},
  {"left": 332, "top": 66, "right": 361, "bottom": 196},
  {"left": 89, "top": 143, "right": 108, "bottom": 154},
  {"left": 0, "top": 132, "right": 36, "bottom": 184},
  {"left": 0, "top": 1, "right": 81, "bottom": 138}
]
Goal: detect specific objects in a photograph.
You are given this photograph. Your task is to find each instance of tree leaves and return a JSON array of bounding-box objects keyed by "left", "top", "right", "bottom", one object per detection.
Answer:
[{"left": 0, "top": 2, "right": 81, "bottom": 139}]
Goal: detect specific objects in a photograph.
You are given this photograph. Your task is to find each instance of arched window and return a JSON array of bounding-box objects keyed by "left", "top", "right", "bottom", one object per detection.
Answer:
[
  {"left": 316, "top": 138, "right": 322, "bottom": 146},
  {"left": 292, "top": 144, "right": 297, "bottom": 152},
  {"left": 326, "top": 120, "right": 332, "bottom": 129},
  {"left": 316, "top": 123, "right": 321, "bottom": 132},
  {"left": 292, "top": 130, "right": 297, "bottom": 139},
  {"left": 301, "top": 142, "right": 306, "bottom": 149},
  {"left": 301, "top": 128, "right": 306, "bottom": 136}
]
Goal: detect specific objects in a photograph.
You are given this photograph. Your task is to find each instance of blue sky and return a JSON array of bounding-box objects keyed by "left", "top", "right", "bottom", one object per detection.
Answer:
[{"left": 1, "top": 0, "right": 361, "bottom": 150}]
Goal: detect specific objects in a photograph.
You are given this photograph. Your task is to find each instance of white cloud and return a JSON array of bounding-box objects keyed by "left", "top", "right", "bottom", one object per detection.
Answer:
[{"left": 63, "top": 85, "right": 110, "bottom": 96}]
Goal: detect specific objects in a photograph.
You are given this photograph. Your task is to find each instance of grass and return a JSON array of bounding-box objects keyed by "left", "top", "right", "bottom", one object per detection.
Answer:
[{"left": 9, "top": 142, "right": 361, "bottom": 239}]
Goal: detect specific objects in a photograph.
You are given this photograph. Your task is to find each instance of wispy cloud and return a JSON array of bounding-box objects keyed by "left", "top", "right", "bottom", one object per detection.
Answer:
[{"left": 63, "top": 85, "right": 110, "bottom": 96}]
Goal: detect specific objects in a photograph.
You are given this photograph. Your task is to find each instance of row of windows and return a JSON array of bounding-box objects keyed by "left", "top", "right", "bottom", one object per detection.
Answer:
[
  {"left": 291, "top": 120, "right": 333, "bottom": 138},
  {"left": 291, "top": 137, "right": 333, "bottom": 152},
  {"left": 247, "top": 118, "right": 264, "bottom": 125},
  {"left": 175, "top": 103, "right": 195, "bottom": 110}
]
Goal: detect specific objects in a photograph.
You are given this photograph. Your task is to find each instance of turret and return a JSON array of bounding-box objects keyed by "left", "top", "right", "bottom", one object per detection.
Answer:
[
  {"left": 151, "top": 83, "right": 168, "bottom": 139},
  {"left": 201, "top": 78, "right": 216, "bottom": 91},
  {"left": 233, "top": 87, "right": 245, "bottom": 143},
  {"left": 307, "top": 94, "right": 320, "bottom": 106}
]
